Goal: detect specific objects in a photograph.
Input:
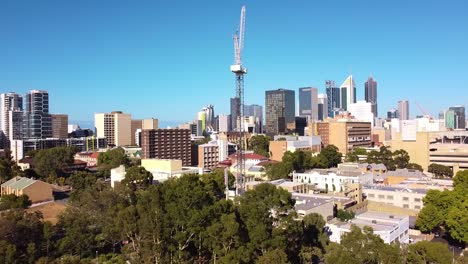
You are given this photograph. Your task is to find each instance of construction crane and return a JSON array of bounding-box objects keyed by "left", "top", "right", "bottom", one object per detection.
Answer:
[
  {"left": 230, "top": 5, "right": 247, "bottom": 195},
  {"left": 415, "top": 101, "right": 432, "bottom": 119}
]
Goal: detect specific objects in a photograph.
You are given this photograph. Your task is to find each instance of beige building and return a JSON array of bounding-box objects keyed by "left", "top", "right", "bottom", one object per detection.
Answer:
[
  {"left": 363, "top": 186, "right": 425, "bottom": 213},
  {"left": 51, "top": 114, "right": 68, "bottom": 139},
  {"left": 1, "top": 176, "right": 53, "bottom": 203},
  {"left": 269, "top": 136, "right": 321, "bottom": 162},
  {"left": 95, "top": 111, "right": 132, "bottom": 147},
  {"left": 317, "top": 118, "right": 372, "bottom": 154},
  {"left": 131, "top": 120, "right": 142, "bottom": 146},
  {"left": 141, "top": 159, "right": 199, "bottom": 182}
]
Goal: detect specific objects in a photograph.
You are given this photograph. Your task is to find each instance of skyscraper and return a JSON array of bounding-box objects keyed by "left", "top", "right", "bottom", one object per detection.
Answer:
[
  {"left": 317, "top": 94, "right": 328, "bottom": 121},
  {"left": 202, "top": 105, "right": 215, "bottom": 129},
  {"left": 447, "top": 106, "right": 466, "bottom": 129},
  {"left": 51, "top": 114, "right": 69, "bottom": 139},
  {"left": 1, "top": 92, "right": 23, "bottom": 145},
  {"left": 326, "top": 80, "right": 340, "bottom": 117},
  {"left": 340, "top": 75, "right": 356, "bottom": 111},
  {"left": 365, "top": 76, "right": 378, "bottom": 117},
  {"left": 387, "top": 108, "right": 399, "bottom": 119},
  {"left": 230, "top": 97, "right": 240, "bottom": 131},
  {"left": 398, "top": 100, "right": 410, "bottom": 120},
  {"left": 299, "top": 87, "right": 318, "bottom": 120},
  {"left": 265, "top": 89, "right": 295, "bottom": 135},
  {"left": 23, "top": 90, "right": 52, "bottom": 139},
  {"left": 244, "top": 104, "right": 263, "bottom": 133}
]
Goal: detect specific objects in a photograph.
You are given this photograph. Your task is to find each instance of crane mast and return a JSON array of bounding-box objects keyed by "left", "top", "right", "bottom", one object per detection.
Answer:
[{"left": 230, "top": 5, "right": 247, "bottom": 195}]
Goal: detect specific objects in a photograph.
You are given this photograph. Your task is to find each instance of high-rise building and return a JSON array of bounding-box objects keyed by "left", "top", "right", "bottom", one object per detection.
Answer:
[
  {"left": 218, "top": 114, "right": 231, "bottom": 133},
  {"left": 398, "top": 100, "right": 410, "bottom": 120},
  {"left": 326, "top": 80, "right": 340, "bottom": 118},
  {"left": 94, "top": 111, "right": 132, "bottom": 146},
  {"left": 1, "top": 92, "right": 24, "bottom": 146},
  {"left": 317, "top": 94, "right": 328, "bottom": 121},
  {"left": 299, "top": 87, "right": 318, "bottom": 120},
  {"left": 365, "top": 76, "right": 378, "bottom": 117},
  {"left": 230, "top": 97, "right": 240, "bottom": 131},
  {"left": 340, "top": 75, "right": 356, "bottom": 111},
  {"left": 51, "top": 114, "right": 68, "bottom": 139},
  {"left": 244, "top": 104, "right": 263, "bottom": 133},
  {"left": 387, "top": 108, "right": 399, "bottom": 119},
  {"left": 23, "top": 90, "right": 52, "bottom": 139},
  {"left": 295, "top": 117, "right": 307, "bottom": 136},
  {"left": 448, "top": 106, "right": 466, "bottom": 129},
  {"left": 141, "top": 129, "right": 191, "bottom": 166},
  {"left": 197, "top": 111, "right": 206, "bottom": 134},
  {"left": 348, "top": 101, "right": 375, "bottom": 127},
  {"left": 201, "top": 105, "right": 215, "bottom": 130},
  {"left": 265, "top": 89, "right": 295, "bottom": 135}
]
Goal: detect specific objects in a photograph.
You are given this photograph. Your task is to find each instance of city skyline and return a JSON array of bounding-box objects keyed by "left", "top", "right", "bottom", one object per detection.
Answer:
[{"left": 1, "top": 0, "right": 467, "bottom": 125}]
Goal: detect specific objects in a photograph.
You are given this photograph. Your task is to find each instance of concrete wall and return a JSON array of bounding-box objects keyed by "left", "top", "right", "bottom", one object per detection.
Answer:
[
  {"left": 23, "top": 181, "right": 53, "bottom": 203},
  {"left": 141, "top": 159, "right": 182, "bottom": 172}
]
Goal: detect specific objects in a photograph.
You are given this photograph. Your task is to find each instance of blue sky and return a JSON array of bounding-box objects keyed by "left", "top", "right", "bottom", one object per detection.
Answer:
[{"left": 1, "top": 0, "right": 467, "bottom": 127}]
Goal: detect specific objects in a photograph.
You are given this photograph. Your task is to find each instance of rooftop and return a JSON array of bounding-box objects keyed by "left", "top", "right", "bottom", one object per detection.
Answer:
[
  {"left": 1, "top": 176, "right": 37, "bottom": 190},
  {"left": 363, "top": 185, "right": 428, "bottom": 194}
]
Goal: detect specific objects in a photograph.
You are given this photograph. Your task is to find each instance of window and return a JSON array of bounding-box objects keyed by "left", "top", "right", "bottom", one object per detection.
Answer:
[
  {"left": 414, "top": 198, "right": 421, "bottom": 203},
  {"left": 368, "top": 194, "right": 375, "bottom": 198},
  {"left": 414, "top": 205, "right": 421, "bottom": 210},
  {"left": 403, "top": 197, "right": 409, "bottom": 201},
  {"left": 387, "top": 195, "right": 394, "bottom": 200},
  {"left": 378, "top": 195, "right": 385, "bottom": 199},
  {"left": 403, "top": 204, "right": 409, "bottom": 208}
]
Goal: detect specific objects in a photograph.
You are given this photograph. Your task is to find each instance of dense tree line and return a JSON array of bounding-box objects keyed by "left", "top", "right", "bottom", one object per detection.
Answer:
[
  {"left": 428, "top": 163, "right": 453, "bottom": 178},
  {"left": 248, "top": 135, "right": 271, "bottom": 158},
  {"left": 416, "top": 170, "right": 468, "bottom": 244},
  {"left": 0, "top": 166, "right": 462, "bottom": 263},
  {"left": 265, "top": 145, "right": 342, "bottom": 180}
]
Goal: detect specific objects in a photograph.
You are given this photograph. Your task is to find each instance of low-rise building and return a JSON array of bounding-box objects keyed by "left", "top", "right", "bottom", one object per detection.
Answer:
[
  {"left": 198, "top": 140, "right": 236, "bottom": 170},
  {"left": 293, "top": 169, "right": 373, "bottom": 194},
  {"left": 245, "top": 179, "right": 307, "bottom": 193},
  {"left": 1, "top": 176, "right": 53, "bottom": 203},
  {"left": 363, "top": 185, "right": 426, "bottom": 212},
  {"left": 140, "top": 159, "right": 199, "bottom": 182},
  {"left": 74, "top": 152, "right": 100, "bottom": 167},
  {"left": 269, "top": 135, "right": 322, "bottom": 162},
  {"left": 327, "top": 211, "right": 410, "bottom": 244},
  {"left": 292, "top": 193, "right": 335, "bottom": 221}
]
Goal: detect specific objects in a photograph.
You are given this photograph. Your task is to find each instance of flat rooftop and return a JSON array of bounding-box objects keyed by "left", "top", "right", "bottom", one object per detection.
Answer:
[
  {"left": 329, "top": 211, "right": 408, "bottom": 232},
  {"left": 363, "top": 185, "right": 428, "bottom": 194}
]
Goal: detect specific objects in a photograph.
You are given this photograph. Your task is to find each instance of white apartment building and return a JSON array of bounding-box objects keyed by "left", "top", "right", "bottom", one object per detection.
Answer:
[
  {"left": 293, "top": 169, "right": 374, "bottom": 193},
  {"left": 348, "top": 101, "right": 375, "bottom": 127},
  {"left": 327, "top": 211, "right": 410, "bottom": 244}
]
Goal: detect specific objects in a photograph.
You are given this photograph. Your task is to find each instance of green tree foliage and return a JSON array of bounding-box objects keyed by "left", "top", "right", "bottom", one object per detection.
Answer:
[
  {"left": 33, "top": 147, "right": 78, "bottom": 181},
  {"left": 407, "top": 163, "right": 424, "bottom": 171},
  {"left": 0, "top": 194, "right": 32, "bottom": 211},
  {"left": 393, "top": 149, "right": 410, "bottom": 169},
  {"left": 324, "top": 225, "right": 401, "bottom": 264},
  {"left": 248, "top": 135, "right": 271, "bottom": 157},
  {"left": 0, "top": 149, "right": 20, "bottom": 184},
  {"left": 97, "top": 148, "right": 129, "bottom": 173},
  {"left": 320, "top": 145, "right": 342, "bottom": 168},
  {"left": 121, "top": 166, "right": 153, "bottom": 192},
  {"left": 345, "top": 148, "right": 367, "bottom": 163},
  {"left": 406, "top": 241, "right": 453, "bottom": 264},
  {"left": 336, "top": 209, "right": 355, "bottom": 221},
  {"left": 428, "top": 163, "right": 453, "bottom": 178},
  {"left": 257, "top": 248, "right": 291, "bottom": 264}
]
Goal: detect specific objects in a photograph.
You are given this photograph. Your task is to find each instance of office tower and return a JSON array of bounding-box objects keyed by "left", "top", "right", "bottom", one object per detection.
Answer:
[
  {"left": 244, "top": 104, "right": 263, "bottom": 133},
  {"left": 295, "top": 117, "right": 307, "bottom": 136},
  {"left": 94, "top": 111, "right": 132, "bottom": 146},
  {"left": 201, "top": 105, "right": 215, "bottom": 129},
  {"left": 218, "top": 114, "right": 231, "bottom": 132},
  {"left": 317, "top": 94, "right": 328, "bottom": 121},
  {"left": 387, "top": 108, "right": 399, "bottom": 119},
  {"left": 326, "top": 80, "right": 340, "bottom": 118},
  {"left": 51, "top": 114, "right": 68, "bottom": 139},
  {"left": 230, "top": 97, "right": 240, "bottom": 131},
  {"left": 398, "top": 100, "right": 410, "bottom": 120},
  {"left": 23, "top": 90, "right": 52, "bottom": 139},
  {"left": 448, "top": 106, "right": 466, "bottom": 129},
  {"left": 299, "top": 87, "right": 319, "bottom": 120},
  {"left": 365, "top": 76, "right": 378, "bottom": 117},
  {"left": 1, "top": 93, "right": 24, "bottom": 146},
  {"left": 340, "top": 75, "right": 356, "bottom": 111},
  {"left": 142, "top": 118, "right": 158, "bottom": 130},
  {"left": 197, "top": 111, "right": 206, "bottom": 133},
  {"left": 141, "top": 129, "right": 191, "bottom": 165},
  {"left": 265, "top": 89, "right": 295, "bottom": 135},
  {"left": 130, "top": 120, "right": 143, "bottom": 146},
  {"left": 348, "top": 101, "right": 375, "bottom": 126}
]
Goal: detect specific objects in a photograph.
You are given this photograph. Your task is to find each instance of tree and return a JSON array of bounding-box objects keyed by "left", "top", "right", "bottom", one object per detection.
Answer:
[
  {"left": 97, "top": 148, "right": 129, "bottom": 172},
  {"left": 265, "top": 162, "right": 293, "bottom": 180},
  {"left": 406, "top": 163, "right": 423, "bottom": 172},
  {"left": 415, "top": 204, "right": 444, "bottom": 232},
  {"left": 33, "top": 147, "right": 77, "bottom": 181},
  {"left": 248, "top": 135, "right": 271, "bottom": 157},
  {"left": 0, "top": 194, "right": 31, "bottom": 211},
  {"left": 0, "top": 149, "right": 20, "bottom": 184},
  {"left": 446, "top": 201, "right": 468, "bottom": 243},
  {"left": 257, "top": 249, "right": 290, "bottom": 264},
  {"left": 320, "top": 145, "right": 342, "bottom": 168},
  {"left": 121, "top": 166, "right": 153, "bottom": 192},
  {"left": 453, "top": 170, "right": 468, "bottom": 195},
  {"left": 336, "top": 209, "right": 354, "bottom": 221},
  {"left": 428, "top": 163, "right": 453, "bottom": 178},
  {"left": 406, "top": 241, "right": 452, "bottom": 264},
  {"left": 393, "top": 149, "right": 410, "bottom": 169},
  {"left": 379, "top": 146, "right": 396, "bottom": 170},
  {"left": 345, "top": 152, "right": 359, "bottom": 163},
  {"left": 366, "top": 150, "right": 381, "bottom": 164}
]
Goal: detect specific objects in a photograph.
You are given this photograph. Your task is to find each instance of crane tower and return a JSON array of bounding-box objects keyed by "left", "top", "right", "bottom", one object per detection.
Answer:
[{"left": 230, "top": 6, "right": 247, "bottom": 194}]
